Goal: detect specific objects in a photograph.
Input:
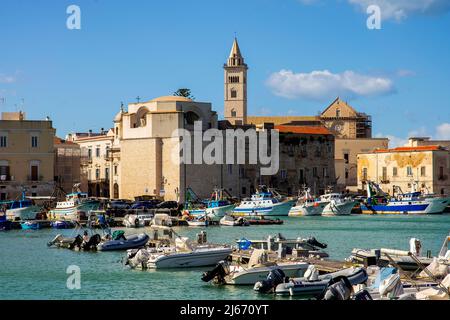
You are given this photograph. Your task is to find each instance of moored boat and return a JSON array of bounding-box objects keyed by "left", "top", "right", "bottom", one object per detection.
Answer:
[
  {"left": 219, "top": 215, "right": 249, "bottom": 226},
  {"left": 288, "top": 188, "right": 329, "bottom": 217},
  {"left": 320, "top": 193, "right": 357, "bottom": 216},
  {"left": 97, "top": 232, "right": 149, "bottom": 251},
  {"left": 233, "top": 186, "right": 295, "bottom": 217},
  {"left": 361, "top": 181, "right": 450, "bottom": 215}
]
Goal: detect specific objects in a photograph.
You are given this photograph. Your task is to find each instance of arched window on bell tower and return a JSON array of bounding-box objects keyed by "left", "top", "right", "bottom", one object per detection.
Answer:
[
  {"left": 231, "top": 88, "right": 237, "bottom": 98},
  {"left": 231, "top": 109, "right": 236, "bottom": 117}
]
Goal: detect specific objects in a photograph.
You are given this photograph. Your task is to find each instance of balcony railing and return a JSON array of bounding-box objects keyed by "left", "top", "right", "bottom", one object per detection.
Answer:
[{"left": 27, "top": 175, "right": 44, "bottom": 182}]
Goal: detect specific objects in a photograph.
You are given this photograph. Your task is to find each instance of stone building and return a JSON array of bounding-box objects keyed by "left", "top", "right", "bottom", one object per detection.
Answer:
[
  {"left": 66, "top": 129, "right": 114, "bottom": 197},
  {"left": 54, "top": 137, "right": 82, "bottom": 195},
  {"left": 357, "top": 145, "right": 450, "bottom": 196},
  {"left": 0, "top": 112, "right": 55, "bottom": 199},
  {"left": 335, "top": 138, "right": 388, "bottom": 191}
]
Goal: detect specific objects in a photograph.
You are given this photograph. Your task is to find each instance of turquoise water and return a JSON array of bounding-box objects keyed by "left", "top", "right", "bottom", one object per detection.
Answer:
[{"left": 0, "top": 215, "right": 449, "bottom": 300}]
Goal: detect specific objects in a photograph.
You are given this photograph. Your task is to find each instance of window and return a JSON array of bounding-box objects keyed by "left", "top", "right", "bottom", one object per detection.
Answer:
[
  {"left": 313, "top": 167, "right": 318, "bottom": 178},
  {"left": 231, "top": 109, "right": 237, "bottom": 117},
  {"left": 362, "top": 168, "right": 368, "bottom": 181},
  {"left": 407, "top": 166, "right": 413, "bottom": 177},
  {"left": 30, "top": 165, "right": 38, "bottom": 181},
  {"left": 88, "top": 148, "right": 92, "bottom": 159},
  {"left": 0, "top": 162, "right": 10, "bottom": 181},
  {"left": 344, "top": 153, "right": 349, "bottom": 164},
  {"left": 323, "top": 167, "right": 329, "bottom": 178},
  {"left": 114, "top": 165, "right": 118, "bottom": 176},
  {"left": 393, "top": 167, "right": 398, "bottom": 177},
  {"left": 439, "top": 167, "right": 444, "bottom": 179},
  {"left": 105, "top": 168, "right": 109, "bottom": 181},
  {"left": 345, "top": 169, "right": 349, "bottom": 179},
  {"left": 227, "top": 164, "right": 233, "bottom": 175},
  {"left": 336, "top": 109, "right": 341, "bottom": 117},
  {"left": 0, "top": 136, "right": 7, "bottom": 148},
  {"left": 96, "top": 147, "right": 100, "bottom": 158},
  {"left": 239, "top": 167, "right": 245, "bottom": 178},
  {"left": 31, "top": 136, "right": 38, "bottom": 148},
  {"left": 231, "top": 89, "right": 237, "bottom": 98},
  {"left": 95, "top": 169, "right": 100, "bottom": 180},
  {"left": 382, "top": 167, "right": 387, "bottom": 182},
  {"left": 298, "top": 169, "right": 305, "bottom": 184},
  {"left": 280, "top": 169, "right": 287, "bottom": 180},
  {"left": 242, "top": 187, "right": 246, "bottom": 195},
  {"left": 420, "top": 166, "right": 426, "bottom": 177}
]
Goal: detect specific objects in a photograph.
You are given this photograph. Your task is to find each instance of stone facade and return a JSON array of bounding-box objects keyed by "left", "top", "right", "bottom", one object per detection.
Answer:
[
  {"left": 357, "top": 145, "right": 450, "bottom": 196},
  {"left": 67, "top": 130, "right": 114, "bottom": 197},
  {"left": 54, "top": 137, "right": 82, "bottom": 196},
  {"left": 335, "top": 138, "right": 389, "bottom": 191},
  {"left": 0, "top": 112, "right": 55, "bottom": 199}
]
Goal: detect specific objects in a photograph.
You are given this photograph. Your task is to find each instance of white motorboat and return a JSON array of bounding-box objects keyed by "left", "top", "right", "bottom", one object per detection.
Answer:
[
  {"left": 48, "top": 191, "right": 99, "bottom": 220},
  {"left": 320, "top": 193, "right": 357, "bottom": 216},
  {"left": 289, "top": 188, "right": 329, "bottom": 216},
  {"left": 186, "top": 215, "right": 209, "bottom": 227},
  {"left": 201, "top": 249, "right": 309, "bottom": 285},
  {"left": 126, "top": 230, "right": 232, "bottom": 269},
  {"left": 219, "top": 215, "right": 249, "bottom": 226},
  {"left": 233, "top": 186, "right": 295, "bottom": 217},
  {"left": 123, "top": 214, "right": 145, "bottom": 228}
]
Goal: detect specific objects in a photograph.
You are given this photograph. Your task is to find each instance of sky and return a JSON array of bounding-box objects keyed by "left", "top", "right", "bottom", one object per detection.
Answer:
[{"left": 0, "top": 0, "right": 450, "bottom": 145}]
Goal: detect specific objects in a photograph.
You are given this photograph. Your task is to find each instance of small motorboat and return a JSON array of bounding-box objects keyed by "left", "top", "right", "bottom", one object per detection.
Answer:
[
  {"left": 97, "top": 232, "right": 149, "bottom": 251},
  {"left": 219, "top": 215, "right": 249, "bottom": 226},
  {"left": 246, "top": 216, "right": 283, "bottom": 225},
  {"left": 201, "top": 249, "right": 309, "bottom": 285},
  {"left": 271, "top": 266, "right": 368, "bottom": 296},
  {"left": 187, "top": 215, "right": 209, "bottom": 227},
  {"left": 123, "top": 214, "right": 146, "bottom": 228},
  {"left": 126, "top": 230, "right": 232, "bottom": 269},
  {"left": 47, "top": 232, "right": 102, "bottom": 251},
  {"left": 320, "top": 193, "right": 357, "bottom": 216},
  {"left": 51, "top": 220, "right": 76, "bottom": 229},
  {"left": 20, "top": 220, "right": 51, "bottom": 230}
]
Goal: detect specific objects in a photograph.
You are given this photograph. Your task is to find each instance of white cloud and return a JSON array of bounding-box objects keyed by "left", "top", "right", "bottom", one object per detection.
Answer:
[
  {"left": 0, "top": 74, "right": 16, "bottom": 84},
  {"left": 436, "top": 123, "right": 450, "bottom": 140},
  {"left": 266, "top": 69, "right": 395, "bottom": 101},
  {"left": 348, "top": 0, "right": 450, "bottom": 21},
  {"left": 376, "top": 133, "right": 407, "bottom": 148}
]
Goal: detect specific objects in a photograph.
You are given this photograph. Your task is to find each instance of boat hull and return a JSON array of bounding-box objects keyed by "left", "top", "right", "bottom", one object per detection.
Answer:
[
  {"left": 288, "top": 202, "right": 328, "bottom": 217},
  {"left": 226, "top": 262, "right": 309, "bottom": 285},
  {"left": 322, "top": 201, "right": 356, "bottom": 216},
  {"left": 148, "top": 247, "right": 232, "bottom": 268},
  {"left": 361, "top": 197, "right": 450, "bottom": 215},
  {"left": 6, "top": 206, "right": 42, "bottom": 221},
  {"left": 233, "top": 200, "right": 295, "bottom": 217}
]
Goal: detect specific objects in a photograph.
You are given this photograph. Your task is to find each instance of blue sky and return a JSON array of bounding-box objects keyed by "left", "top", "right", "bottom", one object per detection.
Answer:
[{"left": 1, "top": 0, "right": 449, "bottom": 144}]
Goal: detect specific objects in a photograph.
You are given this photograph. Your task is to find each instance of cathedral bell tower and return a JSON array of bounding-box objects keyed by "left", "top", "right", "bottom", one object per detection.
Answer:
[{"left": 224, "top": 38, "right": 248, "bottom": 125}]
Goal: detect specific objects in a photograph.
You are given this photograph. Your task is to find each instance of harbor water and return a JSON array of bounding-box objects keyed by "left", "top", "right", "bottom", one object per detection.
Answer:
[{"left": 0, "top": 214, "right": 449, "bottom": 300}]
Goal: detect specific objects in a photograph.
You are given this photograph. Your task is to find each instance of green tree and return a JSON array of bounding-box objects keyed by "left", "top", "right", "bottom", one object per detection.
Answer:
[{"left": 173, "top": 88, "right": 195, "bottom": 100}]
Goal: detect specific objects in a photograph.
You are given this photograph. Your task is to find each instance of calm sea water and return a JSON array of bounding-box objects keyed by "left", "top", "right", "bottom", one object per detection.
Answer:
[{"left": 1, "top": 214, "right": 449, "bottom": 300}]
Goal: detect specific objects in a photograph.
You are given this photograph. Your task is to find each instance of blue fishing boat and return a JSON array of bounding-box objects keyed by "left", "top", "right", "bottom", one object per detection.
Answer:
[
  {"left": 184, "top": 188, "right": 236, "bottom": 220},
  {"left": 3, "top": 189, "right": 43, "bottom": 221},
  {"left": 233, "top": 186, "right": 295, "bottom": 217},
  {"left": 361, "top": 181, "right": 450, "bottom": 215},
  {"left": 50, "top": 220, "right": 76, "bottom": 229},
  {"left": 0, "top": 212, "right": 12, "bottom": 231}
]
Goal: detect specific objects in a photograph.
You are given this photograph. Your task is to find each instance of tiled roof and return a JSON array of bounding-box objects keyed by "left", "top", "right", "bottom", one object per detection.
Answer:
[
  {"left": 275, "top": 125, "right": 332, "bottom": 135},
  {"left": 373, "top": 145, "right": 443, "bottom": 153}
]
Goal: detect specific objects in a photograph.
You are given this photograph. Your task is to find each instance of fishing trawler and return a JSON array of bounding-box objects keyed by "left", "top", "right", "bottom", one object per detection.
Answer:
[
  {"left": 320, "top": 193, "right": 357, "bottom": 216},
  {"left": 184, "top": 188, "right": 236, "bottom": 220},
  {"left": 288, "top": 187, "right": 329, "bottom": 216},
  {"left": 48, "top": 184, "right": 100, "bottom": 220},
  {"left": 361, "top": 181, "right": 450, "bottom": 215},
  {"left": 3, "top": 189, "right": 43, "bottom": 221},
  {"left": 233, "top": 186, "right": 295, "bottom": 217}
]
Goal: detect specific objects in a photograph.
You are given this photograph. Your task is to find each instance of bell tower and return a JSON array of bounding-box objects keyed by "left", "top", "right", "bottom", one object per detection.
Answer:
[{"left": 224, "top": 38, "right": 248, "bottom": 125}]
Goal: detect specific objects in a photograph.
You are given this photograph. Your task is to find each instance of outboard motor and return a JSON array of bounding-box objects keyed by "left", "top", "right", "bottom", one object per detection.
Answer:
[
  {"left": 201, "top": 260, "right": 230, "bottom": 284},
  {"left": 353, "top": 289, "right": 373, "bottom": 300},
  {"left": 82, "top": 234, "right": 101, "bottom": 251},
  {"left": 253, "top": 269, "right": 287, "bottom": 294},
  {"left": 306, "top": 237, "right": 327, "bottom": 249},
  {"left": 322, "top": 276, "right": 353, "bottom": 300}
]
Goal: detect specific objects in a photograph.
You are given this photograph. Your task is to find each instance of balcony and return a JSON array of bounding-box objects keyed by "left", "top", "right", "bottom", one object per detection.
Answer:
[
  {"left": 0, "top": 175, "right": 12, "bottom": 182},
  {"left": 27, "top": 175, "right": 44, "bottom": 182}
]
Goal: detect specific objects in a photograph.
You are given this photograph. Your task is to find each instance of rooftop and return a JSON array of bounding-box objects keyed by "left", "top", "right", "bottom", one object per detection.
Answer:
[{"left": 372, "top": 145, "right": 445, "bottom": 153}]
